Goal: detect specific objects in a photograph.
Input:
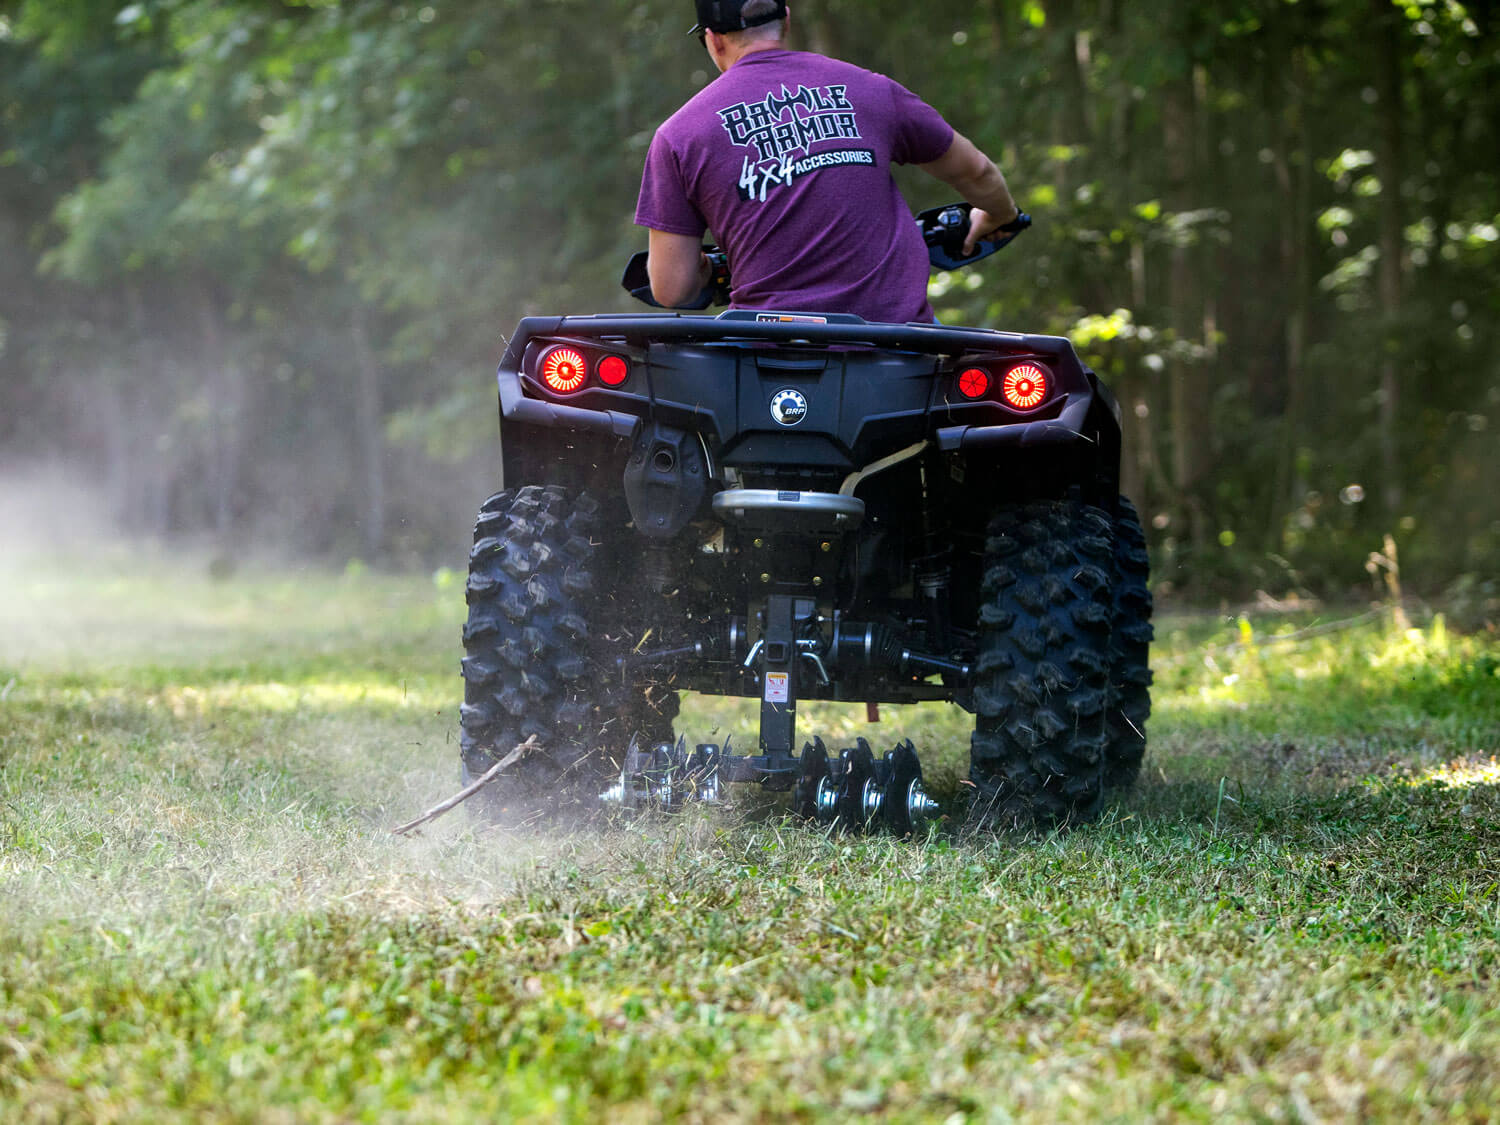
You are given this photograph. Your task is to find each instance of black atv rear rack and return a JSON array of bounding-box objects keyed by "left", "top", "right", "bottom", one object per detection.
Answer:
[
  {"left": 496, "top": 312, "right": 1119, "bottom": 456},
  {"left": 498, "top": 311, "right": 1040, "bottom": 366}
]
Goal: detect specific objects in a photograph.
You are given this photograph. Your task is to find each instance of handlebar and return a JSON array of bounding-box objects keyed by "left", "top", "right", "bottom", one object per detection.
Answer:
[
  {"left": 622, "top": 203, "right": 1031, "bottom": 309},
  {"left": 916, "top": 203, "right": 1032, "bottom": 272}
]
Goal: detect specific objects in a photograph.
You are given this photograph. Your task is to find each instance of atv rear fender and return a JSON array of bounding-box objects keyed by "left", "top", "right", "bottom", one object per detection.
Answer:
[{"left": 496, "top": 312, "right": 1122, "bottom": 513}]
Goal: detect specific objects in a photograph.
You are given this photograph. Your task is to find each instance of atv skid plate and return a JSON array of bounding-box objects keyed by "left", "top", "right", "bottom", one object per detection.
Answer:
[{"left": 602, "top": 734, "right": 941, "bottom": 837}]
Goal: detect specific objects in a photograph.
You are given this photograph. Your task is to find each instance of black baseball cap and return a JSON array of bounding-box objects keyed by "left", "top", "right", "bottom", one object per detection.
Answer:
[{"left": 689, "top": 0, "right": 788, "bottom": 35}]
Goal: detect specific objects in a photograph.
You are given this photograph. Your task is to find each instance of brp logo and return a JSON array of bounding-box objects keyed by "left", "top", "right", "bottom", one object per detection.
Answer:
[{"left": 770, "top": 388, "right": 808, "bottom": 427}]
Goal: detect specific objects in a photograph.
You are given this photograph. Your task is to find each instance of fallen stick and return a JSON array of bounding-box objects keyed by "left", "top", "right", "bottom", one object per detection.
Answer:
[{"left": 391, "top": 735, "right": 540, "bottom": 836}]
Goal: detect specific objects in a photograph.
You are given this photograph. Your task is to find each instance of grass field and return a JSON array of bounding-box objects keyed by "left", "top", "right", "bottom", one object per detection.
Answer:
[{"left": 2, "top": 549, "right": 1498, "bottom": 1122}]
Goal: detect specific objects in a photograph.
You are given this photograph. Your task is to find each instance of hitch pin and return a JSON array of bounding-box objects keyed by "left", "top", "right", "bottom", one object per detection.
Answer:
[
  {"left": 798, "top": 645, "right": 832, "bottom": 685},
  {"left": 741, "top": 639, "right": 764, "bottom": 671}
]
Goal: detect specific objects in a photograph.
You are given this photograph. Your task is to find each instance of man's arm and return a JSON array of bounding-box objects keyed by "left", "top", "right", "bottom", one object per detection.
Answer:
[
  {"left": 647, "top": 229, "right": 712, "bottom": 309},
  {"left": 917, "top": 132, "right": 1021, "bottom": 255}
]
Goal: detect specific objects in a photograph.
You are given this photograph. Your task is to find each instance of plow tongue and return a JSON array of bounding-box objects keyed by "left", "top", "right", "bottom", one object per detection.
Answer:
[{"left": 602, "top": 732, "right": 941, "bottom": 837}]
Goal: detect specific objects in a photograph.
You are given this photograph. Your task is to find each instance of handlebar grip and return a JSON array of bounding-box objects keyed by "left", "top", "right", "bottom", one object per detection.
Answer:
[{"left": 997, "top": 211, "right": 1033, "bottom": 235}]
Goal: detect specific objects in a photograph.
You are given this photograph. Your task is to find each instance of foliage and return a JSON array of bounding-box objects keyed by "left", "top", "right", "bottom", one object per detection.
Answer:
[{"left": 0, "top": 0, "right": 1497, "bottom": 592}]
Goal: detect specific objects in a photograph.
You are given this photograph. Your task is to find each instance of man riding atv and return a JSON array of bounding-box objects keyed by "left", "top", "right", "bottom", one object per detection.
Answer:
[
  {"left": 638, "top": 0, "right": 1030, "bottom": 321},
  {"left": 453, "top": 1, "right": 1151, "bottom": 836}
]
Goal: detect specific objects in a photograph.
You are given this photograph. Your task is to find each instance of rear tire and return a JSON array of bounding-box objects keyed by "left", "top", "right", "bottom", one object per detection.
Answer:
[
  {"left": 459, "top": 486, "right": 630, "bottom": 820},
  {"left": 968, "top": 500, "right": 1113, "bottom": 830},
  {"left": 1104, "top": 496, "right": 1153, "bottom": 790}
]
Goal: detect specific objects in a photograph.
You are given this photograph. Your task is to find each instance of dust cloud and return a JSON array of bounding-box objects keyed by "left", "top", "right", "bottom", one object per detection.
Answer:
[{"left": 0, "top": 459, "right": 116, "bottom": 567}]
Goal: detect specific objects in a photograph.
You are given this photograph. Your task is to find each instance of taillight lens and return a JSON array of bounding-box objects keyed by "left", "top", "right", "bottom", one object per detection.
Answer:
[
  {"left": 598, "top": 355, "right": 629, "bottom": 387},
  {"left": 540, "top": 347, "right": 588, "bottom": 393},
  {"left": 1002, "top": 363, "right": 1049, "bottom": 410},
  {"left": 957, "top": 368, "right": 990, "bottom": 399}
]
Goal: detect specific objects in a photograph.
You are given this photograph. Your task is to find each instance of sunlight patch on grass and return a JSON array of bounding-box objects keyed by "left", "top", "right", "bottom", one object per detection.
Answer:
[
  {"left": 1406, "top": 755, "right": 1500, "bottom": 790},
  {"left": 153, "top": 678, "right": 446, "bottom": 715}
]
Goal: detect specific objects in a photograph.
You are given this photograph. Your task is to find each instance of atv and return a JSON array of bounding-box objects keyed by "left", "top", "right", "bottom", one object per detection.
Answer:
[{"left": 458, "top": 206, "right": 1151, "bottom": 834}]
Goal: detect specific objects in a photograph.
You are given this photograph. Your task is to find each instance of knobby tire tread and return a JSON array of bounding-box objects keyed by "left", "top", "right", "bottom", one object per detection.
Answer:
[
  {"left": 1104, "top": 496, "right": 1153, "bottom": 790},
  {"left": 459, "top": 485, "right": 671, "bottom": 820},
  {"left": 969, "top": 500, "right": 1114, "bottom": 830}
]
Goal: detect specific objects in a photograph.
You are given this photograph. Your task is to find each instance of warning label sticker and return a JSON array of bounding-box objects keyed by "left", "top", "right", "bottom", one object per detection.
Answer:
[
  {"left": 755, "top": 313, "right": 828, "bottom": 324},
  {"left": 764, "top": 672, "right": 790, "bottom": 703}
]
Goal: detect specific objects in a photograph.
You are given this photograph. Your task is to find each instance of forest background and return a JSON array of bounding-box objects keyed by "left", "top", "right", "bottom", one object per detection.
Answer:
[{"left": 1, "top": 0, "right": 1496, "bottom": 601}]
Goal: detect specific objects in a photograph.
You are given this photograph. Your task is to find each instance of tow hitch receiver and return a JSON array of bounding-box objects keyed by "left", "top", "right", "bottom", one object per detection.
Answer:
[{"left": 602, "top": 733, "right": 941, "bottom": 836}]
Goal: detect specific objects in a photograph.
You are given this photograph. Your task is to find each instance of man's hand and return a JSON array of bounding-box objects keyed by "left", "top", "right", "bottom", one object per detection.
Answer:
[
  {"left": 647, "top": 229, "right": 712, "bottom": 309},
  {"left": 962, "top": 207, "right": 1022, "bottom": 256}
]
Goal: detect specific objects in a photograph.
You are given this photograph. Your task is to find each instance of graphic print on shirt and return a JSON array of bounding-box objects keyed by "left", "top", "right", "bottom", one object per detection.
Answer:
[{"left": 717, "top": 83, "right": 875, "bottom": 203}]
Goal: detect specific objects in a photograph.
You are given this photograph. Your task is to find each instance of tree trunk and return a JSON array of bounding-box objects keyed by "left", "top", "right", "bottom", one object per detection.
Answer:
[
  {"left": 1048, "top": 0, "right": 1094, "bottom": 146},
  {"left": 803, "top": 4, "right": 838, "bottom": 57},
  {"left": 1371, "top": 0, "right": 1406, "bottom": 513},
  {"left": 1164, "top": 74, "right": 1207, "bottom": 552},
  {"left": 349, "top": 303, "right": 387, "bottom": 558},
  {"left": 1268, "top": 35, "right": 1313, "bottom": 542},
  {"left": 196, "top": 290, "right": 242, "bottom": 547}
]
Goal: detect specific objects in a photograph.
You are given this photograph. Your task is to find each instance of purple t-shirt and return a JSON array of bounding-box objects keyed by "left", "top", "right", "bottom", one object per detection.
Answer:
[{"left": 635, "top": 49, "right": 954, "bottom": 324}]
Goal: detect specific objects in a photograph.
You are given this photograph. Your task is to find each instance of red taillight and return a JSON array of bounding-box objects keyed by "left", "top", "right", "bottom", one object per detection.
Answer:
[
  {"left": 957, "top": 368, "right": 991, "bottom": 399},
  {"left": 540, "top": 347, "right": 588, "bottom": 394},
  {"left": 1002, "top": 363, "right": 1049, "bottom": 410},
  {"left": 598, "top": 355, "right": 629, "bottom": 387}
]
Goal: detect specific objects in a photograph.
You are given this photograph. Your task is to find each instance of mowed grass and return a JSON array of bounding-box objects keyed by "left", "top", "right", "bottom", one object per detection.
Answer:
[{"left": 1, "top": 549, "right": 1498, "bottom": 1122}]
